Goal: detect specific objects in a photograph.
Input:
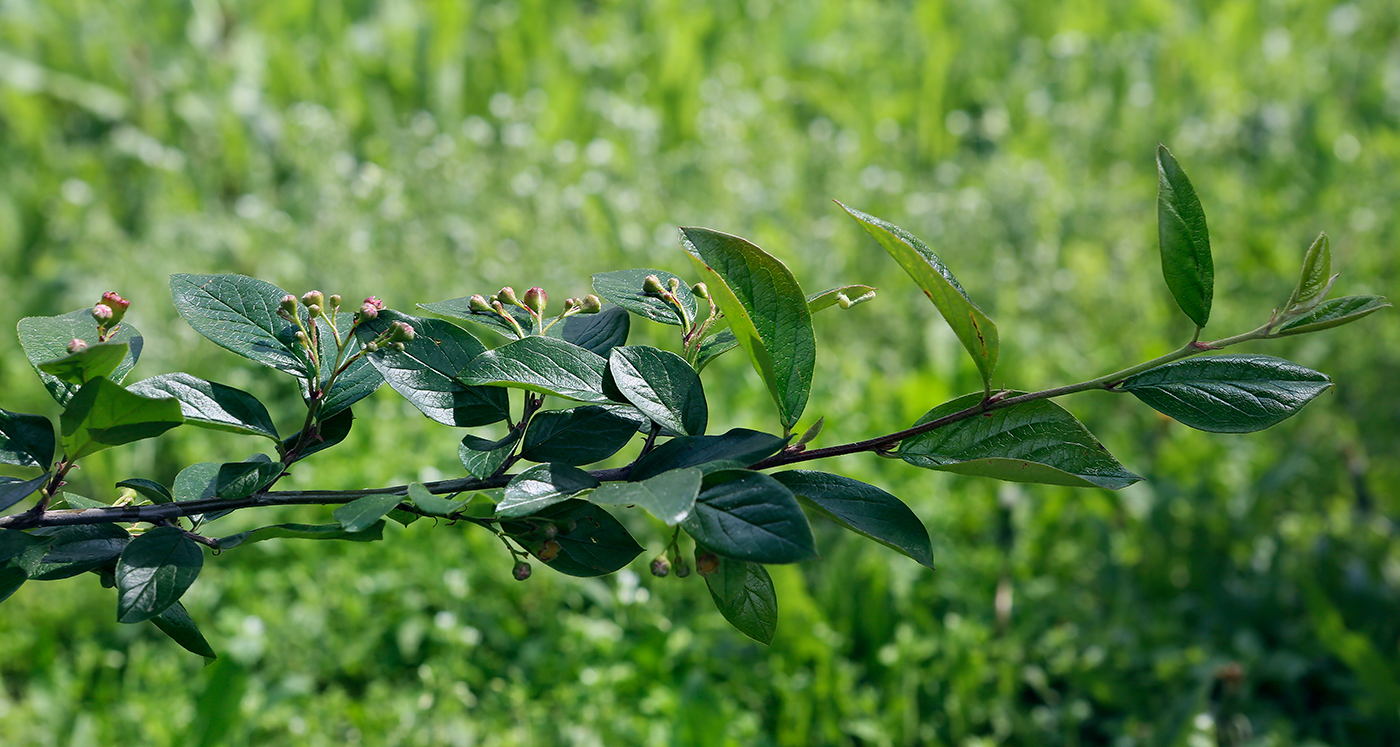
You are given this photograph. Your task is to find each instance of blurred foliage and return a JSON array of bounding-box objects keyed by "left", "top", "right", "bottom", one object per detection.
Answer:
[{"left": 1, "top": 0, "right": 1398, "bottom": 744}]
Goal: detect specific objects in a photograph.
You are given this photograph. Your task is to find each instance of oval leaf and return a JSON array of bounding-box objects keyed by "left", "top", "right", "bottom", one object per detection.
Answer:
[
  {"left": 37, "top": 341, "right": 129, "bottom": 385},
  {"left": 279, "top": 407, "right": 355, "bottom": 462},
  {"left": 704, "top": 556, "right": 778, "bottom": 645},
  {"left": 1117, "top": 354, "right": 1332, "bottom": 433},
  {"left": 497, "top": 463, "right": 601, "bottom": 518},
  {"left": 217, "top": 521, "right": 385, "bottom": 550},
  {"left": 500, "top": 499, "right": 642, "bottom": 577},
  {"left": 548, "top": 306, "right": 631, "bottom": 357},
  {"left": 354, "top": 310, "right": 508, "bottom": 427},
  {"left": 60, "top": 379, "right": 185, "bottom": 461},
  {"left": 0, "top": 407, "right": 55, "bottom": 469},
  {"left": 1274, "top": 295, "right": 1390, "bottom": 337},
  {"left": 18, "top": 309, "right": 144, "bottom": 405},
  {"left": 115, "top": 478, "right": 173, "bottom": 505},
  {"left": 519, "top": 406, "right": 638, "bottom": 466},
  {"left": 629, "top": 428, "right": 788, "bottom": 481},
  {"left": 590, "top": 269, "right": 698, "bottom": 326},
  {"left": 1156, "top": 144, "right": 1214, "bottom": 327},
  {"left": 333, "top": 493, "right": 404, "bottom": 532},
  {"left": 127, "top": 372, "right": 279, "bottom": 440},
  {"left": 406, "top": 483, "right": 468, "bottom": 517},
  {"left": 681, "top": 470, "right": 816, "bottom": 564},
  {"left": 588, "top": 468, "right": 702, "bottom": 526},
  {"left": 170, "top": 274, "right": 312, "bottom": 375},
  {"left": 607, "top": 345, "right": 708, "bottom": 436},
  {"left": 116, "top": 526, "right": 204, "bottom": 623},
  {"left": 459, "top": 336, "right": 611, "bottom": 403},
  {"left": 899, "top": 393, "right": 1141, "bottom": 490},
  {"left": 773, "top": 470, "right": 934, "bottom": 569}
]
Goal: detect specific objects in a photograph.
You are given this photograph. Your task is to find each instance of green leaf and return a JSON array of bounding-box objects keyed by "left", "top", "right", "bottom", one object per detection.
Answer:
[
  {"left": 150, "top": 601, "right": 217, "bottom": 660},
  {"left": 518, "top": 406, "right": 638, "bottom": 466},
  {"left": 837, "top": 202, "right": 999, "bottom": 391},
  {"left": 607, "top": 346, "right": 708, "bottom": 436},
  {"left": 591, "top": 269, "right": 699, "bottom": 326},
  {"left": 279, "top": 407, "right": 355, "bottom": 461},
  {"left": 1274, "top": 296, "right": 1390, "bottom": 337},
  {"left": 459, "top": 430, "right": 521, "bottom": 479},
  {"left": 549, "top": 306, "right": 631, "bottom": 357},
  {"left": 37, "top": 341, "right": 129, "bottom": 385},
  {"left": 500, "top": 499, "right": 643, "bottom": 577},
  {"left": 459, "top": 336, "right": 612, "bottom": 403},
  {"left": 60, "top": 379, "right": 185, "bottom": 461},
  {"left": 28, "top": 523, "right": 130, "bottom": 580},
  {"left": 216, "top": 521, "right": 385, "bottom": 550},
  {"left": 406, "top": 483, "right": 467, "bottom": 517},
  {"left": 704, "top": 556, "right": 777, "bottom": 645},
  {"left": 681, "top": 469, "right": 816, "bottom": 564},
  {"left": 806, "top": 284, "right": 878, "bottom": 313},
  {"left": 681, "top": 228, "right": 816, "bottom": 431},
  {"left": 588, "top": 468, "right": 702, "bottom": 525},
  {"left": 170, "top": 274, "right": 313, "bottom": 376},
  {"left": 417, "top": 296, "right": 534, "bottom": 340},
  {"left": 116, "top": 478, "right": 173, "bottom": 504},
  {"left": 127, "top": 372, "right": 279, "bottom": 441},
  {"left": 18, "top": 309, "right": 144, "bottom": 405},
  {"left": 214, "top": 460, "right": 282, "bottom": 500},
  {"left": 353, "top": 310, "right": 507, "bottom": 427},
  {"left": 173, "top": 463, "right": 221, "bottom": 503},
  {"left": 629, "top": 428, "right": 788, "bottom": 481},
  {"left": 56, "top": 491, "right": 107, "bottom": 509},
  {"left": 0, "top": 528, "right": 52, "bottom": 566},
  {"left": 1117, "top": 355, "right": 1332, "bottom": 433},
  {"left": 899, "top": 393, "right": 1141, "bottom": 490},
  {"left": 497, "top": 463, "right": 601, "bottom": 518},
  {"left": 0, "top": 473, "right": 51, "bottom": 513},
  {"left": 0, "top": 408, "right": 55, "bottom": 469},
  {"left": 116, "top": 526, "right": 203, "bottom": 623},
  {"left": 773, "top": 471, "right": 934, "bottom": 569},
  {"left": 1285, "top": 233, "right": 1332, "bottom": 311},
  {"left": 0, "top": 567, "right": 26, "bottom": 603},
  {"left": 1155, "top": 144, "right": 1214, "bottom": 327},
  {"left": 333, "top": 493, "right": 404, "bottom": 532}
]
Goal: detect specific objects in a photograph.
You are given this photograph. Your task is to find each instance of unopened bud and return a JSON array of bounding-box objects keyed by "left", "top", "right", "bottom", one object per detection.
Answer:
[
  {"left": 537, "top": 539, "right": 561, "bottom": 562},
  {"left": 691, "top": 282, "right": 709, "bottom": 300},
  {"left": 469, "top": 294, "right": 492, "bottom": 312},
  {"left": 392, "top": 342, "right": 405, "bottom": 352},
  {"left": 295, "top": 331, "right": 308, "bottom": 344},
  {"left": 365, "top": 342, "right": 379, "bottom": 353},
  {"left": 363, "top": 296, "right": 385, "bottom": 311},
  {"left": 100, "top": 292, "right": 130, "bottom": 323},
  {"left": 301, "top": 290, "right": 325, "bottom": 309},
  {"left": 92, "top": 304, "right": 113, "bottom": 324},
  {"left": 523, "top": 286, "right": 547, "bottom": 314},
  {"left": 668, "top": 277, "right": 681, "bottom": 293},
  {"left": 389, "top": 321, "right": 416, "bottom": 342},
  {"left": 642, "top": 275, "right": 666, "bottom": 295},
  {"left": 650, "top": 556, "right": 672, "bottom": 577},
  {"left": 540, "top": 523, "right": 559, "bottom": 540},
  {"left": 280, "top": 294, "right": 298, "bottom": 314},
  {"left": 357, "top": 303, "right": 379, "bottom": 321},
  {"left": 496, "top": 286, "right": 519, "bottom": 306},
  {"left": 66, "top": 338, "right": 88, "bottom": 354},
  {"left": 513, "top": 561, "right": 532, "bottom": 581},
  {"left": 307, "top": 304, "right": 322, "bottom": 318},
  {"left": 696, "top": 552, "right": 720, "bottom": 577},
  {"left": 674, "top": 558, "right": 691, "bottom": 578},
  {"left": 579, "top": 294, "right": 602, "bottom": 314},
  {"left": 328, "top": 294, "right": 341, "bottom": 309}
]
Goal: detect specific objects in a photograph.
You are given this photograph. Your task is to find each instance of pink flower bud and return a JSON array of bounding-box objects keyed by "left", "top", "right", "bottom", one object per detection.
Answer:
[
  {"left": 642, "top": 274, "right": 666, "bottom": 295},
  {"left": 357, "top": 303, "right": 379, "bottom": 321},
  {"left": 650, "top": 556, "right": 671, "bottom": 577},
  {"left": 301, "top": 290, "right": 324, "bottom": 308},
  {"left": 496, "top": 286, "right": 519, "bottom": 306},
  {"left": 91, "top": 304, "right": 113, "bottom": 324},
  {"left": 280, "top": 294, "right": 298, "bottom": 314},
  {"left": 66, "top": 338, "right": 88, "bottom": 354},
  {"left": 523, "top": 286, "right": 547, "bottom": 314},
  {"left": 100, "top": 292, "right": 130, "bottom": 323},
  {"left": 389, "top": 321, "right": 415, "bottom": 342},
  {"left": 363, "top": 296, "right": 385, "bottom": 311}
]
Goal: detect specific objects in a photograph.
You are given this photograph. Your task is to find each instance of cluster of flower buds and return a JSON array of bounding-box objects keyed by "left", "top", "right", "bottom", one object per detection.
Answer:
[
  {"left": 643, "top": 274, "right": 698, "bottom": 333},
  {"left": 301, "top": 290, "right": 325, "bottom": 318},
  {"left": 468, "top": 285, "right": 603, "bottom": 337},
  {"left": 91, "top": 291, "right": 130, "bottom": 340}
]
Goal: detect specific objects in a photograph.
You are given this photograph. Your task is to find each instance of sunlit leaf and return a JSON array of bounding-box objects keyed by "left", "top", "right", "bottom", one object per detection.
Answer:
[
  {"left": 1117, "top": 355, "right": 1332, "bottom": 433},
  {"left": 1155, "top": 145, "right": 1214, "bottom": 327}
]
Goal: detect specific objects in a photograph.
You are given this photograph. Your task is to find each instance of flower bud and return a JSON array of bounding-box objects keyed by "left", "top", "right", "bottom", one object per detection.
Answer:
[
  {"left": 306, "top": 303, "right": 322, "bottom": 318},
  {"left": 469, "top": 294, "right": 492, "bottom": 312},
  {"left": 579, "top": 294, "right": 602, "bottom": 314},
  {"left": 513, "top": 561, "right": 532, "bottom": 581},
  {"left": 357, "top": 303, "right": 379, "bottom": 321},
  {"left": 328, "top": 294, "right": 341, "bottom": 309},
  {"left": 66, "top": 338, "right": 88, "bottom": 354},
  {"left": 650, "top": 556, "right": 672, "bottom": 577},
  {"left": 642, "top": 274, "right": 666, "bottom": 295},
  {"left": 301, "top": 290, "right": 325, "bottom": 309},
  {"left": 668, "top": 277, "right": 681, "bottom": 293},
  {"left": 537, "top": 539, "right": 561, "bottom": 562},
  {"left": 364, "top": 342, "right": 379, "bottom": 353},
  {"left": 280, "top": 294, "right": 299, "bottom": 314},
  {"left": 673, "top": 558, "right": 691, "bottom": 578},
  {"left": 540, "top": 523, "right": 559, "bottom": 540},
  {"left": 91, "top": 304, "right": 113, "bottom": 324},
  {"left": 696, "top": 552, "right": 720, "bottom": 577},
  {"left": 295, "top": 331, "right": 308, "bottom": 344},
  {"left": 363, "top": 296, "right": 385, "bottom": 311},
  {"left": 100, "top": 292, "right": 130, "bottom": 323},
  {"left": 496, "top": 286, "right": 519, "bottom": 306},
  {"left": 523, "top": 286, "right": 547, "bottom": 314},
  {"left": 691, "top": 282, "right": 709, "bottom": 301},
  {"left": 392, "top": 342, "right": 405, "bottom": 352},
  {"left": 389, "top": 321, "right": 416, "bottom": 342}
]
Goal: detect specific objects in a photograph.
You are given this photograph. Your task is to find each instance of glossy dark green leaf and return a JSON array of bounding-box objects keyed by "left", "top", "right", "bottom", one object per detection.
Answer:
[
  {"left": 304, "top": 313, "right": 384, "bottom": 420},
  {"left": 591, "top": 269, "right": 699, "bottom": 326},
  {"left": 116, "top": 478, "right": 173, "bottom": 504},
  {"left": 1156, "top": 145, "right": 1214, "bottom": 327},
  {"left": 215, "top": 460, "right": 282, "bottom": 500},
  {"left": 682, "top": 228, "right": 816, "bottom": 431},
  {"left": 497, "top": 463, "right": 601, "bottom": 518},
  {"left": 280, "top": 407, "right": 355, "bottom": 462},
  {"left": 128, "top": 372, "right": 279, "bottom": 441},
  {"left": 406, "top": 483, "right": 467, "bottom": 517},
  {"left": 28, "top": 523, "right": 130, "bottom": 580},
  {"left": 216, "top": 521, "right": 385, "bottom": 550},
  {"left": 704, "top": 555, "right": 777, "bottom": 645},
  {"left": 588, "top": 467, "right": 701, "bottom": 526},
  {"left": 60, "top": 379, "right": 184, "bottom": 461},
  {"left": 548, "top": 306, "right": 631, "bottom": 357},
  {"left": 1118, "top": 355, "right": 1332, "bottom": 433},
  {"left": 0, "top": 528, "right": 51, "bottom": 566},
  {"left": 1285, "top": 233, "right": 1332, "bottom": 311},
  {"left": 18, "top": 309, "right": 144, "bottom": 405},
  {"left": 838, "top": 202, "right": 999, "bottom": 391},
  {"left": 682, "top": 470, "right": 816, "bottom": 564},
  {"left": 353, "top": 310, "right": 507, "bottom": 426},
  {"left": 150, "top": 601, "right": 217, "bottom": 659},
  {"left": 607, "top": 345, "right": 708, "bottom": 436},
  {"left": 173, "top": 462, "right": 220, "bottom": 503},
  {"left": 459, "top": 430, "right": 521, "bottom": 478},
  {"left": 417, "top": 296, "right": 534, "bottom": 340},
  {"left": 0, "top": 473, "right": 51, "bottom": 514},
  {"left": 694, "top": 285, "right": 876, "bottom": 371},
  {"left": 501, "top": 499, "right": 643, "bottom": 577},
  {"left": 629, "top": 428, "right": 788, "bottom": 481},
  {"left": 773, "top": 470, "right": 934, "bottom": 568},
  {"left": 0, "top": 566, "right": 26, "bottom": 603},
  {"left": 519, "top": 406, "right": 637, "bottom": 465},
  {"left": 459, "top": 336, "right": 612, "bottom": 403},
  {"left": 37, "top": 341, "right": 128, "bottom": 385},
  {"left": 1274, "top": 296, "right": 1390, "bottom": 337},
  {"left": 899, "top": 393, "right": 1141, "bottom": 490},
  {"left": 170, "top": 273, "right": 313, "bottom": 375},
  {"left": 334, "top": 493, "right": 404, "bottom": 532},
  {"left": 116, "top": 526, "right": 203, "bottom": 623},
  {"left": 0, "top": 408, "right": 53, "bottom": 470}
]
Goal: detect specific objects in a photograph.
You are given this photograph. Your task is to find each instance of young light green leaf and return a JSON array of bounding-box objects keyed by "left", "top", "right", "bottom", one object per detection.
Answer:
[
  {"left": 116, "top": 525, "right": 204, "bottom": 623},
  {"left": 60, "top": 379, "right": 184, "bottom": 461},
  {"left": 1273, "top": 296, "right": 1390, "bottom": 337},
  {"left": 28, "top": 523, "right": 130, "bottom": 580},
  {"left": 773, "top": 470, "right": 934, "bottom": 569},
  {"left": 115, "top": 478, "right": 173, "bottom": 504},
  {"left": 607, "top": 345, "right": 708, "bottom": 436},
  {"left": 681, "top": 470, "right": 816, "bottom": 564},
  {"left": 418, "top": 296, "right": 534, "bottom": 340},
  {"left": 629, "top": 428, "right": 788, "bottom": 481},
  {"left": 216, "top": 521, "right": 385, "bottom": 550},
  {"left": 591, "top": 269, "right": 699, "bottom": 326},
  {"left": 459, "top": 335, "right": 612, "bottom": 403},
  {"left": 354, "top": 310, "right": 508, "bottom": 427},
  {"left": 518, "top": 406, "right": 638, "bottom": 466},
  {"left": 333, "top": 493, "right": 405, "bottom": 532},
  {"left": 150, "top": 601, "right": 217, "bottom": 660},
  {"left": 0, "top": 473, "right": 51, "bottom": 513},
  {"left": 497, "top": 463, "right": 601, "bottom": 518},
  {"left": 405, "top": 483, "right": 467, "bottom": 517},
  {"left": 899, "top": 393, "right": 1141, "bottom": 490},
  {"left": 170, "top": 274, "right": 312, "bottom": 376},
  {"left": 1285, "top": 233, "right": 1332, "bottom": 311},
  {"left": 37, "top": 341, "right": 129, "bottom": 385},
  {"left": 588, "top": 468, "right": 702, "bottom": 526},
  {"left": 499, "top": 499, "right": 643, "bottom": 577},
  {"left": 127, "top": 372, "right": 279, "bottom": 441},
  {"left": 0, "top": 407, "right": 55, "bottom": 470},
  {"left": 459, "top": 430, "right": 521, "bottom": 478},
  {"left": 18, "top": 309, "right": 144, "bottom": 405},
  {"left": 681, "top": 227, "right": 816, "bottom": 431},
  {"left": 548, "top": 306, "right": 631, "bottom": 357},
  {"left": 704, "top": 555, "right": 778, "bottom": 645},
  {"left": 1117, "top": 355, "right": 1332, "bottom": 433},
  {"left": 1156, "top": 144, "right": 1214, "bottom": 328},
  {"left": 837, "top": 202, "right": 999, "bottom": 391}
]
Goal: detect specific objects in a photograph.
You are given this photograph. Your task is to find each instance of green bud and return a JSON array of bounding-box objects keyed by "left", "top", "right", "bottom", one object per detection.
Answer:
[
  {"left": 295, "top": 330, "right": 308, "bottom": 344},
  {"left": 524, "top": 286, "right": 548, "bottom": 314},
  {"left": 301, "top": 290, "right": 325, "bottom": 309},
  {"left": 365, "top": 342, "right": 379, "bottom": 353},
  {"left": 579, "top": 294, "right": 602, "bottom": 313},
  {"left": 650, "top": 556, "right": 671, "bottom": 577},
  {"left": 496, "top": 286, "right": 519, "bottom": 306},
  {"left": 469, "top": 294, "right": 492, "bottom": 312},
  {"left": 307, "top": 304, "right": 322, "bottom": 318},
  {"left": 328, "top": 294, "right": 341, "bottom": 309},
  {"left": 691, "top": 282, "right": 709, "bottom": 300},
  {"left": 280, "top": 294, "right": 299, "bottom": 314},
  {"left": 668, "top": 277, "right": 681, "bottom": 293},
  {"left": 513, "top": 561, "right": 532, "bottom": 581},
  {"left": 642, "top": 275, "right": 666, "bottom": 295},
  {"left": 389, "top": 321, "right": 416, "bottom": 342},
  {"left": 392, "top": 342, "right": 406, "bottom": 352},
  {"left": 673, "top": 558, "right": 691, "bottom": 578}
]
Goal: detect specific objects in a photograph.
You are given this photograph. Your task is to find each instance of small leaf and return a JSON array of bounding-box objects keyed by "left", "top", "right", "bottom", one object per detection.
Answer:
[
  {"left": 629, "top": 428, "right": 788, "bottom": 481},
  {"left": 607, "top": 345, "right": 708, "bottom": 436},
  {"left": 150, "top": 601, "right": 217, "bottom": 660},
  {"left": 170, "top": 274, "right": 312, "bottom": 375},
  {"left": 116, "top": 526, "right": 203, "bottom": 624},
  {"left": 588, "top": 468, "right": 702, "bottom": 525},
  {"left": 127, "top": 373, "right": 279, "bottom": 440},
  {"left": 1155, "top": 144, "right": 1214, "bottom": 327},
  {"left": 0, "top": 408, "right": 54, "bottom": 469},
  {"left": 497, "top": 463, "right": 601, "bottom": 518},
  {"left": 418, "top": 296, "right": 534, "bottom": 340},
  {"left": 838, "top": 202, "right": 999, "bottom": 391},
  {"left": 28, "top": 523, "right": 130, "bottom": 580},
  {"left": 499, "top": 499, "right": 643, "bottom": 577},
  {"left": 115, "top": 478, "right": 173, "bottom": 505},
  {"left": 18, "top": 309, "right": 144, "bottom": 405},
  {"left": 682, "top": 228, "right": 816, "bottom": 431},
  {"left": 773, "top": 471, "right": 934, "bottom": 568},
  {"left": 1117, "top": 355, "right": 1333, "bottom": 433},
  {"left": 590, "top": 269, "right": 699, "bottom": 326},
  {"left": 695, "top": 286, "right": 876, "bottom": 371},
  {"left": 333, "top": 493, "right": 404, "bottom": 532},
  {"left": 0, "top": 473, "right": 51, "bottom": 513},
  {"left": 681, "top": 470, "right": 816, "bottom": 564},
  {"left": 459, "top": 336, "right": 612, "bottom": 403},
  {"left": 1285, "top": 233, "right": 1332, "bottom": 311},
  {"left": 217, "top": 521, "right": 385, "bottom": 550},
  {"left": 1274, "top": 296, "right": 1390, "bottom": 337},
  {"left": 60, "top": 379, "right": 185, "bottom": 461},
  {"left": 549, "top": 306, "right": 630, "bottom": 357},
  {"left": 406, "top": 483, "right": 466, "bottom": 517},
  {"left": 518, "top": 406, "right": 638, "bottom": 466},
  {"left": 354, "top": 310, "right": 507, "bottom": 427},
  {"left": 899, "top": 394, "right": 1142, "bottom": 490},
  {"left": 704, "top": 556, "right": 777, "bottom": 645},
  {"left": 37, "top": 341, "right": 129, "bottom": 385},
  {"left": 459, "top": 430, "right": 521, "bottom": 478}
]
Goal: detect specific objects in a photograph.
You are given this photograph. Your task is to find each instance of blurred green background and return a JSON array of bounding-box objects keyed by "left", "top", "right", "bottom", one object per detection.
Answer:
[{"left": 1, "top": 0, "right": 1397, "bottom": 744}]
